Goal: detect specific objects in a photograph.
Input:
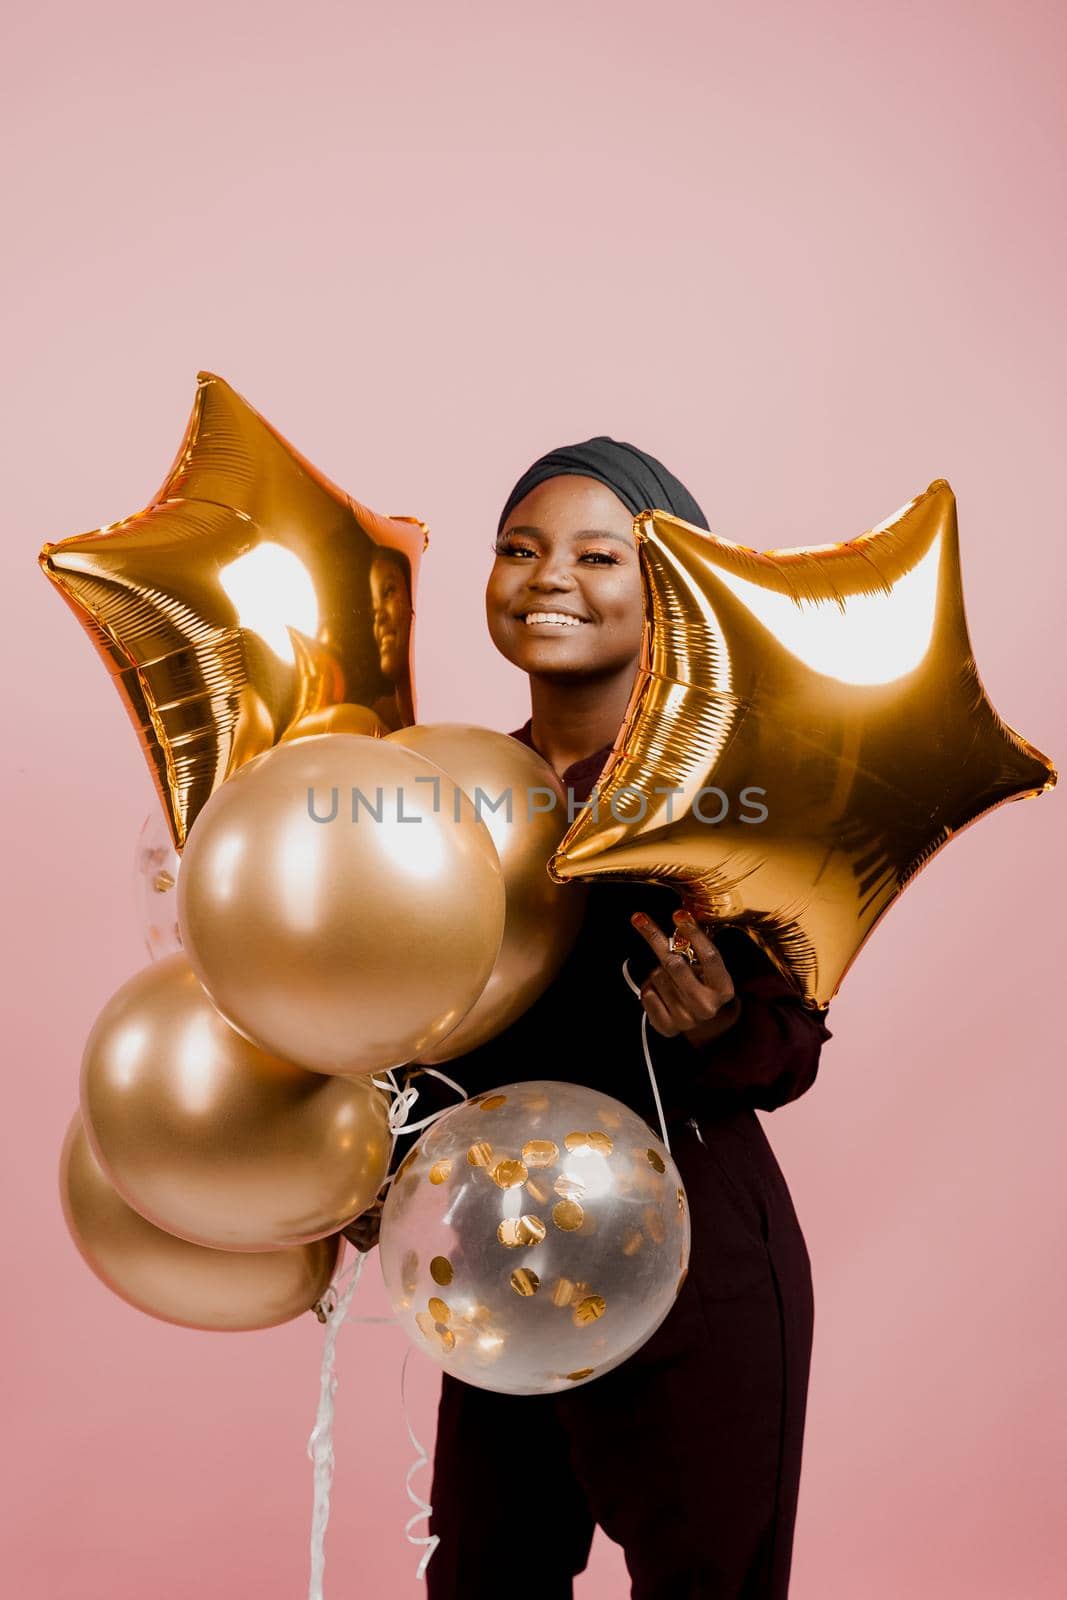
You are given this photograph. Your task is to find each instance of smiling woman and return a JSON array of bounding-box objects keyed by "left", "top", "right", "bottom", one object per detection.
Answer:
[
  {"left": 356, "top": 435, "right": 834, "bottom": 1600},
  {"left": 485, "top": 476, "right": 648, "bottom": 777}
]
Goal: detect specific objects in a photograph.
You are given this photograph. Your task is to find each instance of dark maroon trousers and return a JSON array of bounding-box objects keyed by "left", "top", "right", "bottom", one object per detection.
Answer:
[{"left": 424, "top": 1111, "right": 814, "bottom": 1600}]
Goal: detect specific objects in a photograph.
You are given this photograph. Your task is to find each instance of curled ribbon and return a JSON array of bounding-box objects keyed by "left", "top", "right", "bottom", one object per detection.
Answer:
[{"left": 306, "top": 1064, "right": 468, "bottom": 1596}]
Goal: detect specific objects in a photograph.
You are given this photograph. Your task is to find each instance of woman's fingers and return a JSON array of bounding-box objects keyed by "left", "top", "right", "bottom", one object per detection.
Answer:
[
  {"left": 672, "top": 911, "right": 736, "bottom": 1001},
  {"left": 638, "top": 982, "right": 681, "bottom": 1037},
  {"left": 630, "top": 910, "right": 710, "bottom": 1015},
  {"left": 630, "top": 908, "right": 736, "bottom": 1027}
]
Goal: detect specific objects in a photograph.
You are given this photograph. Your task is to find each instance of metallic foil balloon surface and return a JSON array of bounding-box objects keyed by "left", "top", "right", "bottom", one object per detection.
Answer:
[
  {"left": 60, "top": 1113, "right": 341, "bottom": 1331},
  {"left": 177, "top": 734, "right": 506, "bottom": 1076},
  {"left": 38, "top": 371, "right": 428, "bottom": 849},
  {"left": 549, "top": 481, "right": 1056, "bottom": 1010},
  {"left": 379, "top": 1081, "right": 690, "bottom": 1395},
  {"left": 384, "top": 725, "right": 588, "bottom": 1062},
  {"left": 80, "top": 954, "right": 391, "bottom": 1250}
]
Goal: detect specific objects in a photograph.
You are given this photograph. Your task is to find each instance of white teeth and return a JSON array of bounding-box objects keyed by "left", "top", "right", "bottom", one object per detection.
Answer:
[{"left": 522, "top": 612, "right": 583, "bottom": 627}]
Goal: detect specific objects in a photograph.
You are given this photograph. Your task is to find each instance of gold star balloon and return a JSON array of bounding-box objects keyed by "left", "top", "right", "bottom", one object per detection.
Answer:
[
  {"left": 39, "top": 372, "right": 428, "bottom": 847},
  {"left": 548, "top": 480, "right": 1057, "bottom": 1010}
]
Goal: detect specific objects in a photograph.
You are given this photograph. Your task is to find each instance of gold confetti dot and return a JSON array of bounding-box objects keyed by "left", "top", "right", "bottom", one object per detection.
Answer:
[
  {"left": 564, "top": 1131, "right": 590, "bottom": 1152},
  {"left": 428, "top": 1297, "right": 451, "bottom": 1322},
  {"left": 554, "top": 1172, "right": 586, "bottom": 1200},
  {"left": 467, "top": 1141, "right": 494, "bottom": 1168},
  {"left": 153, "top": 869, "right": 175, "bottom": 893},
  {"left": 479, "top": 1094, "right": 508, "bottom": 1111},
  {"left": 402, "top": 1251, "right": 419, "bottom": 1295},
  {"left": 435, "top": 1325, "right": 456, "bottom": 1352},
  {"left": 525, "top": 1177, "right": 550, "bottom": 1205},
  {"left": 415, "top": 1311, "right": 435, "bottom": 1341},
  {"left": 644, "top": 1207, "right": 666, "bottom": 1245},
  {"left": 573, "top": 1294, "right": 606, "bottom": 1327},
  {"left": 430, "top": 1256, "right": 453, "bottom": 1286},
  {"left": 677, "top": 1187, "right": 686, "bottom": 1214},
  {"left": 428, "top": 1160, "right": 452, "bottom": 1185},
  {"left": 586, "top": 1131, "right": 614, "bottom": 1156},
  {"left": 646, "top": 1148, "right": 666, "bottom": 1174},
  {"left": 497, "top": 1215, "right": 546, "bottom": 1249},
  {"left": 551, "top": 1277, "right": 576, "bottom": 1308},
  {"left": 595, "top": 1105, "right": 622, "bottom": 1129},
  {"left": 510, "top": 1268, "right": 540, "bottom": 1297},
  {"left": 622, "top": 1229, "right": 644, "bottom": 1257},
  {"left": 522, "top": 1140, "right": 559, "bottom": 1168},
  {"left": 491, "top": 1157, "right": 528, "bottom": 1189},
  {"left": 565, "top": 1368, "right": 594, "bottom": 1381},
  {"left": 521, "top": 1091, "right": 550, "bottom": 1112},
  {"left": 553, "top": 1199, "right": 584, "bottom": 1232}
]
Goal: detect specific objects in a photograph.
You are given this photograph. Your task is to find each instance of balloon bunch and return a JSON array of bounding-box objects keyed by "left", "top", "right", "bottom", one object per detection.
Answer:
[
  {"left": 42, "top": 373, "right": 591, "bottom": 1336},
  {"left": 42, "top": 378, "right": 1056, "bottom": 1382}
]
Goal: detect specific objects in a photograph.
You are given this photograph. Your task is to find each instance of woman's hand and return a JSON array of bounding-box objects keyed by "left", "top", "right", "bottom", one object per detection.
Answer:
[{"left": 630, "top": 908, "right": 742, "bottom": 1047}]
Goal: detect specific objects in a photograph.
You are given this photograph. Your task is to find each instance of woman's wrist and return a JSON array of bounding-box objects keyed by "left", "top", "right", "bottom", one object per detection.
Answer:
[{"left": 682, "top": 993, "right": 743, "bottom": 1048}]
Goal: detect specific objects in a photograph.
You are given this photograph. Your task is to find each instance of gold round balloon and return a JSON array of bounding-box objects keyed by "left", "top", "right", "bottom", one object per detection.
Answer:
[
  {"left": 385, "top": 725, "right": 587, "bottom": 1062},
  {"left": 60, "top": 1113, "right": 340, "bottom": 1331},
  {"left": 37, "top": 371, "right": 428, "bottom": 849},
  {"left": 80, "top": 954, "right": 391, "bottom": 1250},
  {"left": 177, "top": 733, "right": 507, "bottom": 1075},
  {"left": 549, "top": 480, "right": 1057, "bottom": 1009}
]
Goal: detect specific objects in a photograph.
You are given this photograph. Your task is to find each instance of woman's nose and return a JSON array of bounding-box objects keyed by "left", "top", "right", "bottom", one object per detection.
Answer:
[{"left": 527, "top": 554, "right": 576, "bottom": 590}]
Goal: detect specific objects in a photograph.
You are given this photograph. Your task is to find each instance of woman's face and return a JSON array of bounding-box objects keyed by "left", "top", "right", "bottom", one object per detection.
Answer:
[
  {"left": 485, "top": 475, "right": 645, "bottom": 679},
  {"left": 370, "top": 555, "right": 412, "bottom": 682}
]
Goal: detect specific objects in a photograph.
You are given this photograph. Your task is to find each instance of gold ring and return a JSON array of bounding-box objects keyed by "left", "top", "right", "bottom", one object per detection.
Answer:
[{"left": 668, "top": 933, "right": 700, "bottom": 966}]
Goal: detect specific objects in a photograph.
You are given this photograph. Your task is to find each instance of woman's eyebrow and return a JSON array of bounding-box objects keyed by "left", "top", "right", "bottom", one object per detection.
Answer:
[{"left": 504, "top": 524, "right": 634, "bottom": 545}]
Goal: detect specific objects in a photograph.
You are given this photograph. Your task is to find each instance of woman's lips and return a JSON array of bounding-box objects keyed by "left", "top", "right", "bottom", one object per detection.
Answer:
[{"left": 517, "top": 610, "right": 589, "bottom": 628}]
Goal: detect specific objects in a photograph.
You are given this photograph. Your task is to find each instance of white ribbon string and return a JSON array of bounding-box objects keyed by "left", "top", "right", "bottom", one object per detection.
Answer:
[
  {"left": 400, "top": 1348, "right": 440, "bottom": 1578},
  {"left": 621, "top": 956, "right": 672, "bottom": 1154},
  {"left": 307, "top": 1251, "right": 366, "bottom": 1600},
  {"left": 371, "top": 1065, "right": 470, "bottom": 1149},
  {"left": 306, "top": 1065, "right": 468, "bottom": 1597}
]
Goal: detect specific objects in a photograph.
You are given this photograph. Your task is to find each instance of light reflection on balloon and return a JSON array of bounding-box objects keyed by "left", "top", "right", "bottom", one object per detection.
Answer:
[
  {"left": 383, "top": 726, "right": 587, "bottom": 1063},
  {"left": 60, "top": 1113, "right": 341, "bottom": 1331},
  {"left": 80, "top": 953, "right": 392, "bottom": 1249},
  {"left": 38, "top": 370, "right": 428, "bottom": 848},
  {"left": 380, "top": 1081, "right": 689, "bottom": 1394},
  {"left": 177, "top": 735, "right": 506, "bottom": 1075},
  {"left": 549, "top": 480, "right": 1057, "bottom": 1008}
]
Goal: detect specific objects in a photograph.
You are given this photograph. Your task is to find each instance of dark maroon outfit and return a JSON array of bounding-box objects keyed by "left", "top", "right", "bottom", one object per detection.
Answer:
[{"left": 401, "top": 722, "right": 833, "bottom": 1600}]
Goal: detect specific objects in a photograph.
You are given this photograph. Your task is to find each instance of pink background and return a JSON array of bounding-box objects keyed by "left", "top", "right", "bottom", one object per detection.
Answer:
[{"left": 2, "top": 1, "right": 1064, "bottom": 1595}]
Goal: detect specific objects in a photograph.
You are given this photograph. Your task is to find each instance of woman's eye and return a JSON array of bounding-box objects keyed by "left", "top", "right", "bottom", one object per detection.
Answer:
[
  {"left": 579, "top": 550, "right": 620, "bottom": 565},
  {"left": 493, "top": 540, "right": 536, "bottom": 558}
]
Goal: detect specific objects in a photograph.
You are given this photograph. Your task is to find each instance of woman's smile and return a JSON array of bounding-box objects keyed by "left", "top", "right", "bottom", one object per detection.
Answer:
[{"left": 486, "top": 475, "right": 644, "bottom": 681}]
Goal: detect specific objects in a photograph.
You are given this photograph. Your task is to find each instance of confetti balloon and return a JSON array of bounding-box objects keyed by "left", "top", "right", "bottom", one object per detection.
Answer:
[
  {"left": 379, "top": 1081, "right": 689, "bottom": 1394},
  {"left": 549, "top": 480, "right": 1057, "bottom": 1008}
]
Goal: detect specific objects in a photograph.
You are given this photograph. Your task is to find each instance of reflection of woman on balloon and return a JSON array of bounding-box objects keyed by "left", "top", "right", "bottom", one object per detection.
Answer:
[
  {"left": 369, "top": 547, "right": 414, "bottom": 731},
  {"left": 346, "top": 439, "right": 834, "bottom": 1599}
]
